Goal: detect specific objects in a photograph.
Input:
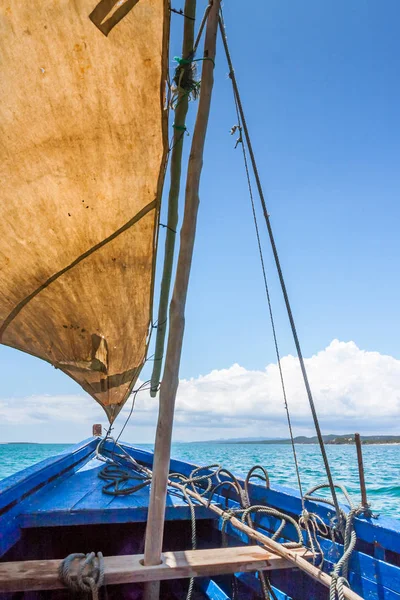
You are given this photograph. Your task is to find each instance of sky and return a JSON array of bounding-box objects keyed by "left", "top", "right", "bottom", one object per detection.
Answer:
[{"left": 1, "top": 0, "right": 400, "bottom": 443}]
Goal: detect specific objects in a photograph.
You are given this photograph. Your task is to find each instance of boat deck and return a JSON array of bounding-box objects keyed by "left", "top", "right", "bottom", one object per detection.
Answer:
[
  {"left": 18, "top": 456, "right": 210, "bottom": 529},
  {"left": 2, "top": 438, "right": 400, "bottom": 600}
]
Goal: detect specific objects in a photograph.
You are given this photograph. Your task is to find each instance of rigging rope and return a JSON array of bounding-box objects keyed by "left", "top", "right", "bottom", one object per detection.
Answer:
[
  {"left": 303, "top": 483, "right": 367, "bottom": 599},
  {"left": 218, "top": 8, "right": 342, "bottom": 527},
  {"left": 230, "top": 96, "right": 304, "bottom": 504}
]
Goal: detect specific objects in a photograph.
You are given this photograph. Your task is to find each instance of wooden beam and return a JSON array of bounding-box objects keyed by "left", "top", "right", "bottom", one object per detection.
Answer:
[
  {"left": 143, "top": 0, "right": 220, "bottom": 593},
  {"left": 0, "top": 546, "right": 312, "bottom": 593}
]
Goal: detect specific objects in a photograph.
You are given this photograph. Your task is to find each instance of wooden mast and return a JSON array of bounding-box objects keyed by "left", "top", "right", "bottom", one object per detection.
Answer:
[
  {"left": 150, "top": 0, "right": 197, "bottom": 397},
  {"left": 143, "top": 0, "right": 220, "bottom": 596}
]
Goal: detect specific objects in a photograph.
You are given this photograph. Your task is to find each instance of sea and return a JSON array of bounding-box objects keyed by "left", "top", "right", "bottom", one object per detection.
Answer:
[{"left": 1, "top": 442, "right": 399, "bottom": 520}]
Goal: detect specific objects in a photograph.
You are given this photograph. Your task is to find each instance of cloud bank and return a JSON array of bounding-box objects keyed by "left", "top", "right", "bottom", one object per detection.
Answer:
[{"left": 1, "top": 340, "right": 399, "bottom": 442}]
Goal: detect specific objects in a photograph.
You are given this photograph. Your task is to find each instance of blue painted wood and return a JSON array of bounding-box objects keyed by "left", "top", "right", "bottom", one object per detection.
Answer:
[
  {"left": 0, "top": 437, "right": 97, "bottom": 512},
  {"left": 0, "top": 438, "right": 98, "bottom": 556},
  {"left": 323, "top": 557, "right": 400, "bottom": 600},
  {"left": 19, "top": 454, "right": 212, "bottom": 528},
  {"left": 236, "top": 572, "right": 293, "bottom": 600},
  {"left": 2, "top": 434, "right": 400, "bottom": 600},
  {"left": 217, "top": 515, "right": 400, "bottom": 600},
  {"left": 196, "top": 578, "right": 231, "bottom": 600},
  {"left": 116, "top": 441, "right": 400, "bottom": 560},
  {"left": 216, "top": 508, "right": 400, "bottom": 597},
  {"left": 107, "top": 442, "right": 400, "bottom": 561},
  {"left": 374, "top": 544, "right": 386, "bottom": 561},
  {"left": 21, "top": 458, "right": 105, "bottom": 516},
  {"left": 318, "top": 537, "right": 400, "bottom": 594},
  {"left": 20, "top": 504, "right": 212, "bottom": 528}
]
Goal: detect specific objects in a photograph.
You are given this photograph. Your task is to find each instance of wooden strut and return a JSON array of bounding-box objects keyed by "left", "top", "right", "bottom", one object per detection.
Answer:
[
  {"left": 143, "top": 1, "right": 220, "bottom": 599},
  {"left": 0, "top": 546, "right": 312, "bottom": 593},
  {"left": 355, "top": 432, "right": 368, "bottom": 509}
]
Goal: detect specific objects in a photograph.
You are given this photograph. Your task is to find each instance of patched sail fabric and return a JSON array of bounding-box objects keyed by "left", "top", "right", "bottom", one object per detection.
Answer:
[{"left": 0, "top": 0, "right": 169, "bottom": 422}]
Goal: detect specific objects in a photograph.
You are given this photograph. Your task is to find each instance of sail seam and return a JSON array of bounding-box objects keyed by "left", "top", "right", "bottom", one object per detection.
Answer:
[{"left": 0, "top": 199, "right": 157, "bottom": 340}]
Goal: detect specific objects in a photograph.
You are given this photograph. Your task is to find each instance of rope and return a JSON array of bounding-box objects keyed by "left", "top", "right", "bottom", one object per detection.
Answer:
[
  {"left": 169, "top": 463, "right": 298, "bottom": 600},
  {"left": 230, "top": 96, "right": 304, "bottom": 504},
  {"left": 95, "top": 438, "right": 375, "bottom": 600},
  {"left": 303, "top": 483, "right": 365, "bottom": 598},
  {"left": 59, "top": 552, "right": 104, "bottom": 600},
  {"left": 218, "top": 7, "right": 342, "bottom": 527},
  {"left": 95, "top": 441, "right": 372, "bottom": 599},
  {"left": 193, "top": 1, "right": 212, "bottom": 53},
  {"left": 299, "top": 509, "right": 328, "bottom": 567},
  {"left": 98, "top": 463, "right": 151, "bottom": 496},
  {"left": 170, "top": 7, "right": 196, "bottom": 21}
]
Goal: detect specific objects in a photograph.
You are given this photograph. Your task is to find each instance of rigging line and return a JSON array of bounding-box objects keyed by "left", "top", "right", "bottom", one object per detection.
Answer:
[
  {"left": 218, "top": 9, "right": 342, "bottom": 526},
  {"left": 170, "top": 7, "right": 196, "bottom": 20},
  {"left": 115, "top": 380, "right": 152, "bottom": 447},
  {"left": 193, "top": 1, "right": 212, "bottom": 53},
  {"left": 231, "top": 99, "right": 304, "bottom": 502}
]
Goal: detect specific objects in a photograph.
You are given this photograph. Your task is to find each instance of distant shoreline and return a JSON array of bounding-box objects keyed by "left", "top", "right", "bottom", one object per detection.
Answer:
[
  {"left": 191, "top": 434, "right": 400, "bottom": 446},
  {"left": 226, "top": 441, "right": 400, "bottom": 446}
]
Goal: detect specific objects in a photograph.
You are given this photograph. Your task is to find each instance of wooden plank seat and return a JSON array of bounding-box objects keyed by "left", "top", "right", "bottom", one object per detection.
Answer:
[{"left": 0, "top": 546, "right": 312, "bottom": 592}]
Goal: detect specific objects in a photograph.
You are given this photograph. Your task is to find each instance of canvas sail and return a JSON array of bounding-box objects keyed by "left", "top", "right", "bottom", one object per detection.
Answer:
[{"left": 0, "top": 0, "right": 169, "bottom": 422}]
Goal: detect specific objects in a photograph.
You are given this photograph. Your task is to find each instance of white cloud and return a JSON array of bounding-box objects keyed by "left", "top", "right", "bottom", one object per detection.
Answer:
[
  {"left": 1, "top": 340, "right": 400, "bottom": 442},
  {"left": 171, "top": 340, "right": 400, "bottom": 435}
]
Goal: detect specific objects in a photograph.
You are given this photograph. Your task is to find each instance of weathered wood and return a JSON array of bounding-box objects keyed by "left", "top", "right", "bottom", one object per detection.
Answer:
[
  {"left": 143, "top": 3, "right": 199, "bottom": 598},
  {"left": 150, "top": 0, "right": 197, "bottom": 398},
  {"left": 92, "top": 424, "right": 102, "bottom": 436},
  {"left": 143, "top": 0, "right": 221, "bottom": 588},
  {"left": 0, "top": 546, "right": 311, "bottom": 592},
  {"left": 355, "top": 433, "right": 368, "bottom": 509}
]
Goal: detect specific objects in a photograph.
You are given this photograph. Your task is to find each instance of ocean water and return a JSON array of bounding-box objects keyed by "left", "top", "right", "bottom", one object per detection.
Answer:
[{"left": 0, "top": 442, "right": 399, "bottom": 520}]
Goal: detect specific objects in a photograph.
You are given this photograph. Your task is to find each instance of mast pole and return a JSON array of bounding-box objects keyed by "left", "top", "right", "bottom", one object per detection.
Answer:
[
  {"left": 143, "top": 1, "right": 220, "bottom": 597},
  {"left": 150, "top": 0, "right": 197, "bottom": 397}
]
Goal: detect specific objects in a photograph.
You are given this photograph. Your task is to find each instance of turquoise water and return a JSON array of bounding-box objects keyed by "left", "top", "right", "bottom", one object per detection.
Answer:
[{"left": 1, "top": 442, "right": 399, "bottom": 519}]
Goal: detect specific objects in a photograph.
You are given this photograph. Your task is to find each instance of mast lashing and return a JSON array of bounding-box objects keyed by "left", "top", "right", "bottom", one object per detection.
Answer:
[{"left": 143, "top": 1, "right": 220, "bottom": 597}]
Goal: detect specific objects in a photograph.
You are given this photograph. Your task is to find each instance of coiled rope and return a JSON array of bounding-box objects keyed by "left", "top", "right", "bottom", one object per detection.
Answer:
[
  {"left": 59, "top": 552, "right": 104, "bottom": 600},
  {"left": 92, "top": 440, "right": 367, "bottom": 600}
]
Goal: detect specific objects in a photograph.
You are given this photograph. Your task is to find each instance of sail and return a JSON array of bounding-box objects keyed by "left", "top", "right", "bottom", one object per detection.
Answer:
[{"left": 0, "top": 0, "right": 169, "bottom": 422}]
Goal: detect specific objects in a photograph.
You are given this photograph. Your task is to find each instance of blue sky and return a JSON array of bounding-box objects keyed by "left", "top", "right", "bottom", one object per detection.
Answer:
[{"left": 1, "top": 0, "right": 400, "bottom": 442}]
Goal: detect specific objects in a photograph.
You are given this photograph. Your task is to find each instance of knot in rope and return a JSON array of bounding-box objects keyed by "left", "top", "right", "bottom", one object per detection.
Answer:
[
  {"left": 299, "top": 508, "right": 328, "bottom": 566},
  {"left": 59, "top": 552, "right": 104, "bottom": 600}
]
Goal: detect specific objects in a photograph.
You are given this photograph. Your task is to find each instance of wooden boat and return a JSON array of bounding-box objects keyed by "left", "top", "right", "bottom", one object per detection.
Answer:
[
  {"left": 0, "top": 1, "right": 399, "bottom": 599},
  {"left": 1, "top": 435, "right": 400, "bottom": 599}
]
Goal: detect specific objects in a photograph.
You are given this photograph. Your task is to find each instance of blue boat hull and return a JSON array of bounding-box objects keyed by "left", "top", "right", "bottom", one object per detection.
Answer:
[{"left": 1, "top": 437, "right": 400, "bottom": 599}]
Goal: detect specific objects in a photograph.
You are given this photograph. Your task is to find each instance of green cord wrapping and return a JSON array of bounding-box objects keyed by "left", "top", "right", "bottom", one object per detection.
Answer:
[
  {"left": 170, "top": 54, "right": 215, "bottom": 110},
  {"left": 172, "top": 124, "right": 187, "bottom": 131},
  {"left": 174, "top": 55, "right": 215, "bottom": 67}
]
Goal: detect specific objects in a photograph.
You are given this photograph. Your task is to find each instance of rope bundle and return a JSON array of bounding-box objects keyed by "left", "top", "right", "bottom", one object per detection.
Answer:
[
  {"left": 59, "top": 552, "right": 104, "bottom": 600},
  {"left": 303, "top": 483, "right": 368, "bottom": 599},
  {"left": 91, "top": 439, "right": 369, "bottom": 600}
]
